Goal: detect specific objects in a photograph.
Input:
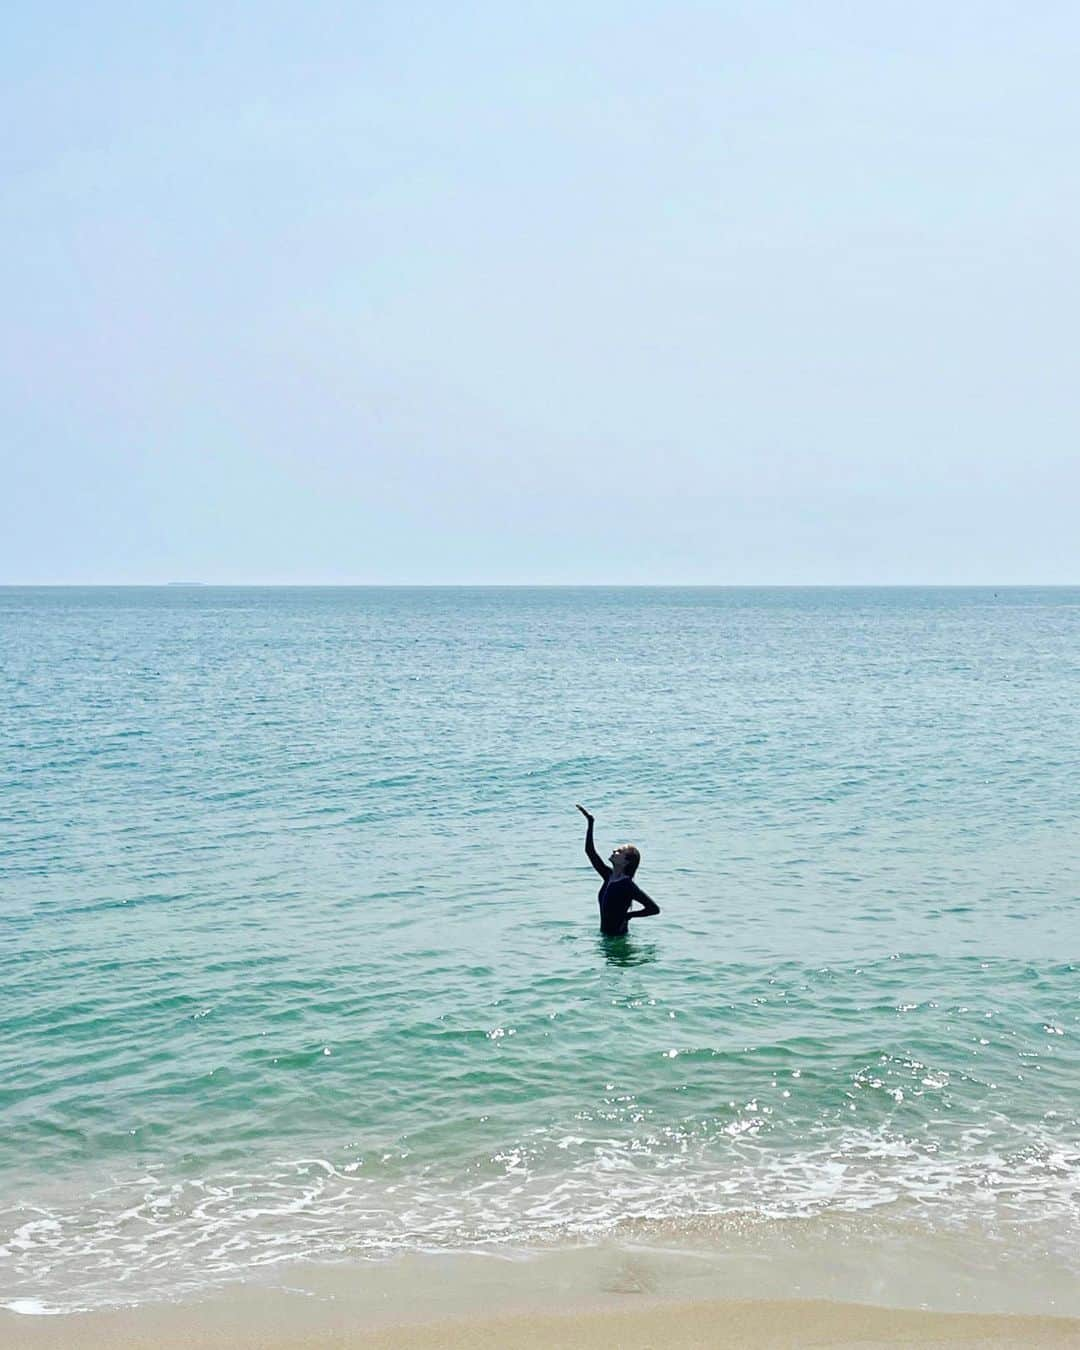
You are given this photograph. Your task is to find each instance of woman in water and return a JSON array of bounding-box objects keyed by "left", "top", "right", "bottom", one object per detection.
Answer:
[{"left": 576, "top": 805, "right": 660, "bottom": 936}]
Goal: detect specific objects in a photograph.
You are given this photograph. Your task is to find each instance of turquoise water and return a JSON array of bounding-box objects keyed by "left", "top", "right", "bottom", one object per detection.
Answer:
[{"left": 2, "top": 586, "right": 1078, "bottom": 1312}]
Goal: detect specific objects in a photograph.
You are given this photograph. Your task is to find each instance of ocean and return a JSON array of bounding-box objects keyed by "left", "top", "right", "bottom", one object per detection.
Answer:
[{"left": 2, "top": 586, "right": 1078, "bottom": 1315}]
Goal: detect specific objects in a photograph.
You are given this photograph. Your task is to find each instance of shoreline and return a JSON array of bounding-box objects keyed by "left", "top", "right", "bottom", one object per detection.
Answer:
[
  {"left": 6, "top": 1229, "right": 1080, "bottom": 1349},
  {"left": 6, "top": 1210, "right": 1079, "bottom": 1321},
  {"left": 6, "top": 1292, "right": 1080, "bottom": 1350}
]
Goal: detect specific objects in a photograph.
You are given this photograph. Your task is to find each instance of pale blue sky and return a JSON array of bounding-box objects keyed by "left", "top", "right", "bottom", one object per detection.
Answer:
[{"left": 2, "top": 2, "right": 1077, "bottom": 583}]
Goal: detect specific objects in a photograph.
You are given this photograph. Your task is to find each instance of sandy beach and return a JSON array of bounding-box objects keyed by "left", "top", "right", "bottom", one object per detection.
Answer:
[
  {"left": 5, "top": 1292, "right": 1080, "bottom": 1350},
  {"left": 6, "top": 1235, "right": 1080, "bottom": 1350},
  {"left": 5, "top": 1203, "right": 1080, "bottom": 1350}
]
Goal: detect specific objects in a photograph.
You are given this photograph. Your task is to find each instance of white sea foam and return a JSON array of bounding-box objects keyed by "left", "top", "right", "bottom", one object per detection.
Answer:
[
  {"left": 3, "top": 1299, "right": 65, "bottom": 1316},
  {"left": 3, "top": 1125, "right": 1079, "bottom": 1313}
]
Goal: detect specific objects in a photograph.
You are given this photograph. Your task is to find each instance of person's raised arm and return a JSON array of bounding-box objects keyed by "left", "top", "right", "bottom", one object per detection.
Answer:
[
  {"left": 627, "top": 882, "right": 660, "bottom": 920},
  {"left": 576, "top": 805, "right": 611, "bottom": 880}
]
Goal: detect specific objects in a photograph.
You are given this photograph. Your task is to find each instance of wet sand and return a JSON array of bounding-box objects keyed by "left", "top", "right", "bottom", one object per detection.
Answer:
[
  {"left": 7, "top": 1221, "right": 1080, "bottom": 1348},
  {"left": 5, "top": 1293, "right": 1080, "bottom": 1349}
]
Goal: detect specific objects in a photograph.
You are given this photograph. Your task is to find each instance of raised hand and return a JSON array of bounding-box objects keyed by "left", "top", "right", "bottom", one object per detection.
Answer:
[{"left": 576, "top": 804, "right": 594, "bottom": 823}]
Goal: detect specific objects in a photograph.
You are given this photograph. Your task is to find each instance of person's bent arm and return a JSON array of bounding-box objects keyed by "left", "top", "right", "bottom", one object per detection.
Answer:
[
  {"left": 576, "top": 804, "right": 611, "bottom": 880},
  {"left": 627, "top": 883, "right": 660, "bottom": 919}
]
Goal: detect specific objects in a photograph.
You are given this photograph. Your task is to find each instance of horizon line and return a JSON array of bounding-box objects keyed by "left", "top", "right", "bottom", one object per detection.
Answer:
[{"left": 2, "top": 582, "right": 1078, "bottom": 590}]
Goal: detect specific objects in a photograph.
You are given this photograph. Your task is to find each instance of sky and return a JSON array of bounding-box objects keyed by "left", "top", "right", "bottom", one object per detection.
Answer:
[{"left": 2, "top": 1, "right": 1078, "bottom": 584}]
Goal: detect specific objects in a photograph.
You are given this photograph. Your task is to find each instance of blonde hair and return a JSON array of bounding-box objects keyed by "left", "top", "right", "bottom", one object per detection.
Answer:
[{"left": 616, "top": 844, "right": 641, "bottom": 875}]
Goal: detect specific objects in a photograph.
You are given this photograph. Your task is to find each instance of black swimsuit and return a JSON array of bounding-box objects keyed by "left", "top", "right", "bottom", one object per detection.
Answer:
[{"left": 598, "top": 874, "right": 640, "bottom": 937}]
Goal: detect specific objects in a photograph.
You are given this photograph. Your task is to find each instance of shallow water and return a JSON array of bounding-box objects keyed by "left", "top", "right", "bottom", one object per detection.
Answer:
[{"left": 1, "top": 586, "right": 1078, "bottom": 1311}]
